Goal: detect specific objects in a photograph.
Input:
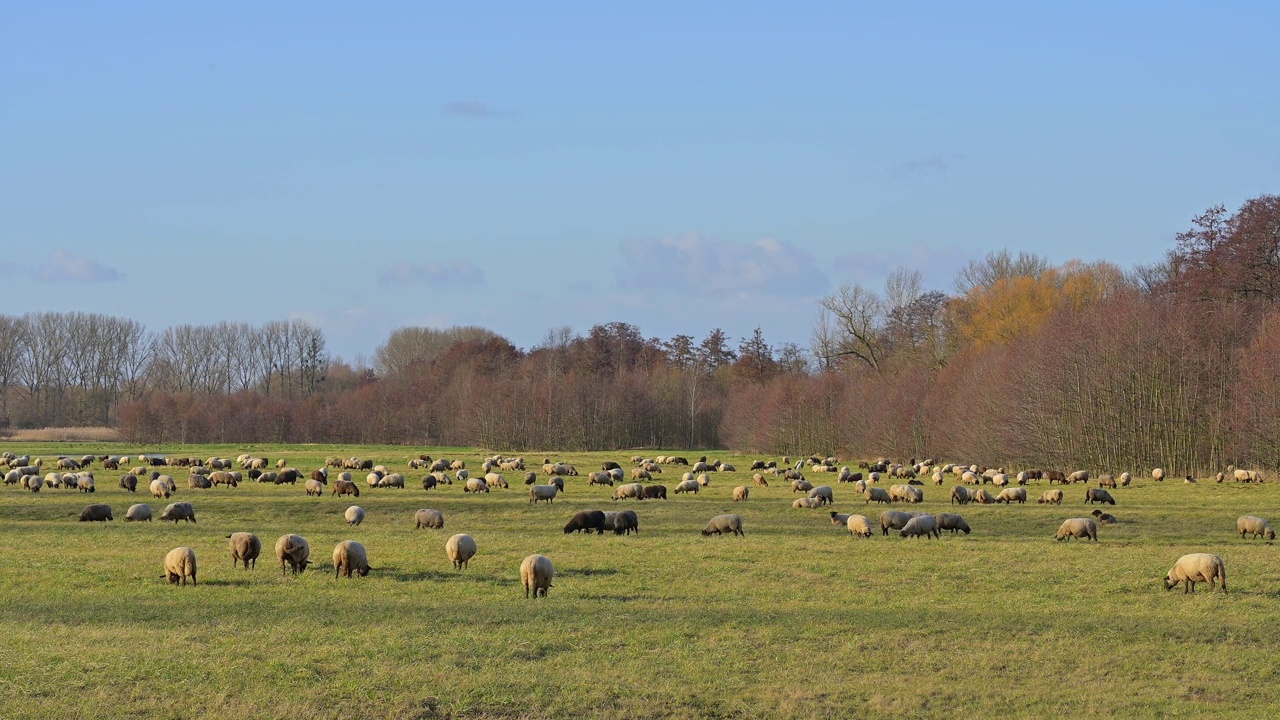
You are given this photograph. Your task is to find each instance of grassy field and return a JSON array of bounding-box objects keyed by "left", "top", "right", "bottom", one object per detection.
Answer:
[{"left": 2, "top": 442, "right": 1279, "bottom": 719}]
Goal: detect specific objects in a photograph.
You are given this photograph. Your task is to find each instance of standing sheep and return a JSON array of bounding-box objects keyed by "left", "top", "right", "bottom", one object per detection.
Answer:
[
  {"left": 275, "top": 534, "right": 312, "bottom": 575},
  {"left": 613, "top": 509, "right": 639, "bottom": 535},
  {"left": 1163, "top": 553, "right": 1226, "bottom": 594},
  {"left": 415, "top": 509, "right": 445, "bottom": 529},
  {"left": 880, "top": 510, "right": 918, "bottom": 536},
  {"left": 865, "top": 487, "right": 892, "bottom": 504},
  {"left": 305, "top": 478, "right": 324, "bottom": 496},
  {"left": 701, "top": 514, "right": 745, "bottom": 536},
  {"left": 520, "top": 554, "right": 555, "bottom": 598},
  {"left": 464, "top": 477, "right": 490, "bottom": 494},
  {"left": 344, "top": 506, "right": 366, "bottom": 526},
  {"left": 674, "top": 479, "right": 700, "bottom": 495},
  {"left": 1237, "top": 515, "right": 1275, "bottom": 540},
  {"left": 529, "top": 485, "right": 559, "bottom": 504},
  {"left": 612, "top": 483, "right": 644, "bottom": 501},
  {"left": 225, "top": 532, "right": 261, "bottom": 569},
  {"left": 950, "top": 486, "right": 972, "bottom": 505},
  {"left": 333, "top": 540, "right": 371, "bottom": 578},
  {"left": 149, "top": 478, "right": 170, "bottom": 499},
  {"left": 163, "top": 547, "right": 197, "bottom": 586},
  {"left": 119, "top": 474, "right": 138, "bottom": 492},
  {"left": 900, "top": 514, "right": 940, "bottom": 539},
  {"left": 808, "top": 485, "right": 834, "bottom": 505},
  {"left": 1119, "top": 471, "right": 1132, "bottom": 487},
  {"left": 1084, "top": 488, "right": 1115, "bottom": 505},
  {"left": 1152, "top": 468, "right": 1165, "bottom": 482},
  {"left": 641, "top": 484, "right": 667, "bottom": 499},
  {"left": 446, "top": 533, "right": 477, "bottom": 569},
  {"left": 935, "top": 513, "right": 971, "bottom": 535},
  {"left": 78, "top": 504, "right": 113, "bottom": 522},
  {"left": 124, "top": 503, "right": 152, "bottom": 522},
  {"left": 159, "top": 502, "right": 196, "bottom": 523},
  {"left": 995, "top": 487, "right": 1027, "bottom": 504},
  {"left": 1038, "top": 489, "right": 1064, "bottom": 505},
  {"left": 846, "top": 514, "right": 874, "bottom": 537},
  {"left": 563, "top": 510, "right": 608, "bottom": 534},
  {"left": 1055, "top": 518, "right": 1099, "bottom": 542},
  {"left": 733, "top": 486, "right": 749, "bottom": 502}
]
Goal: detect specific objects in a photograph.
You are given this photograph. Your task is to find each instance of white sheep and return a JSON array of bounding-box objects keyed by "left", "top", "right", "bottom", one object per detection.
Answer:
[
  {"left": 1038, "top": 489, "right": 1064, "bottom": 505},
  {"left": 702, "top": 514, "right": 745, "bottom": 536},
  {"left": 446, "top": 533, "right": 477, "bottom": 570},
  {"left": 674, "top": 479, "right": 700, "bottom": 494},
  {"left": 344, "top": 506, "right": 366, "bottom": 526},
  {"left": 124, "top": 503, "right": 152, "bottom": 522},
  {"left": 792, "top": 497, "right": 822, "bottom": 509},
  {"left": 163, "top": 547, "right": 197, "bottom": 586},
  {"left": 333, "top": 540, "right": 371, "bottom": 578},
  {"left": 529, "top": 484, "right": 559, "bottom": 504},
  {"left": 865, "top": 487, "right": 891, "bottom": 504},
  {"left": 733, "top": 486, "right": 749, "bottom": 502},
  {"left": 415, "top": 508, "right": 445, "bottom": 529},
  {"left": 1163, "top": 553, "right": 1226, "bottom": 594},
  {"left": 846, "top": 515, "right": 873, "bottom": 537},
  {"left": 950, "top": 486, "right": 971, "bottom": 505},
  {"left": 612, "top": 483, "right": 644, "bottom": 501},
  {"left": 900, "top": 514, "right": 940, "bottom": 539},
  {"left": 995, "top": 487, "right": 1027, "bottom": 504},
  {"left": 807, "top": 485, "right": 834, "bottom": 505},
  {"left": 934, "top": 513, "right": 971, "bottom": 535},
  {"left": 228, "top": 532, "right": 261, "bottom": 569},
  {"left": 1055, "top": 518, "right": 1098, "bottom": 542},
  {"left": 520, "top": 554, "right": 555, "bottom": 598},
  {"left": 1237, "top": 515, "right": 1275, "bottom": 540},
  {"left": 275, "top": 534, "right": 312, "bottom": 575}
]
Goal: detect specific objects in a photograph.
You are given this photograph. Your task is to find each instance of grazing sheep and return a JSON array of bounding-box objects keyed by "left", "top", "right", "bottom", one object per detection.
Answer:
[
  {"left": 991, "top": 473, "right": 1008, "bottom": 487},
  {"left": 950, "top": 486, "right": 972, "bottom": 505},
  {"left": 607, "top": 468, "right": 624, "bottom": 483},
  {"left": 614, "top": 509, "right": 639, "bottom": 535},
  {"left": 124, "top": 503, "right": 152, "bottom": 522},
  {"left": 382, "top": 473, "right": 407, "bottom": 488},
  {"left": 524, "top": 471, "right": 539, "bottom": 485},
  {"left": 446, "top": 533, "right": 477, "bottom": 570},
  {"left": 366, "top": 472, "right": 384, "bottom": 488},
  {"left": 1091, "top": 509, "right": 1118, "bottom": 524},
  {"left": 119, "top": 474, "right": 138, "bottom": 492},
  {"left": 163, "top": 547, "right": 198, "bottom": 586},
  {"left": 1084, "top": 488, "right": 1115, "bottom": 505},
  {"left": 1046, "top": 470, "right": 1068, "bottom": 485},
  {"left": 159, "top": 502, "right": 196, "bottom": 523},
  {"left": 521, "top": 554, "right": 555, "bottom": 598},
  {"left": 209, "top": 471, "right": 238, "bottom": 488},
  {"left": 305, "top": 478, "right": 324, "bottom": 496},
  {"left": 1237, "top": 515, "right": 1275, "bottom": 540},
  {"left": 222, "top": 532, "right": 260, "bottom": 570},
  {"left": 791, "top": 479, "right": 814, "bottom": 493},
  {"left": 564, "top": 510, "right": 607, "bottom": 535},
  {"left": 588, "top": 471, "right": 614, "bottom": 487},
  {"left": 273, "top": 534, "right": 312, "bottom": 575},
  {"left": 792, "top": 497, "right": 822, "bottom": 509},
  {"left": 900, "top": 514, "right": 940, "bottom": 539},
  {"left": 149, "top": 479, "right": 170, "bottom": 499},
  {"left": 641, "top": 484, "right": 667, "bottom": 499},
  {"left": 1184, "top": 475, "right": 1197, "bottom": 484},
  {"left": 484, "top": 472, "right": 507, "bottom": 489},
  {"left": 464, "top": 477, "right": 490, "bottom": 494},
  {"left": 935, "top": 513, "right": 971, "bottom": 535},
  {"left": 78, "top": 504, "right": 113, "bottom": 522},
  {"left": 332, "top": 479, "right": 360, "bottom": 498},
  {"left": 257, "top": 472, "right": 278, "bottom": 484},
  {"left": 880, "top": 510, "right": 918, "bottom": 536},
  {"left": 1055, "top": 517, "right": 1099, "bottom": 542},
  {"left": 1152, "top": 468, "right": 1165, "bottom": 482},
  {"left": 674, "top": 479, "right": 700, "bottom": 494},
  {"left": 1038, "top": 489, "right": 1064, "bottom": 505},
  {"left": 27, "top": 474, "right": 44, "bottom": 493},
  {"left": 1068, "top": 470, "right": 1090, "bottom": 484},
  {"left": 333, "top": 540, "right": 371, "bottom": 578},
  {"left": 1163, "top": 553, "right": 1226, "bottom": 594},
  {"left": 888, "top": 484, "right": 915, "bottom": 503},
  {"left": 276, "top": 469, "right": 303, "bottom": 485},
  {"left": 1119, "top": 471, "right": 1132, "bottom": 486},
  {"left": 865, "top": 487, "right": 892, "bottom": 504},
  {"left": 846, "top": 515, "right": 874, "bottom": 537},
  {"left": 972, "top": 488, "right": 995, "bottom": 504},
  {"left": 695, "top": 473, "right": 712, "bottom": 487},
  {"left": 415, "top": 508, "right": 445, "bottom": 529},
  {"left": 1097, "top": 474, "right": 1117, "bottom": 489},
  {"left": 961, "top": 471, "right": 978, "bottom": 485},
  {"left": 612, "top": 483, "right": 644, "bottom": 501},
  {"left": 344, "top": 506, "right": 366, "bottom": 526},
  {"left": 733, "top": 486, "right": 749, "bottom": 502},
  {"left": 548, "top": 477, "right": 565, "bottom": 491},
  {"left": 995, "top": 487, "right": 1027, "bottom": 504},
  {"left": 529, "top": 484, "right": 559, "bottom": 504},
  {"left": 702, "top": 514, "right": 745, "bottom": 536},
  {"left": 188, "top": 474, "right": 212, "bottom": 490},
  {"left": 807, "top": 485, "right": 835, "bottom": 505},
  {"left": 753, "top": 474, "right": 770, "bottom": 487}
]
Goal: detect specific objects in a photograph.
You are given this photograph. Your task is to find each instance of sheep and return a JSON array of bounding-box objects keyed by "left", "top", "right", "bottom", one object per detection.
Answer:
[
  {"left": 1067, "top": 470, "right": 1090, "bottom": 484},
  {"left": 1237, "top": 515, "right": 1275, "bottom": 540},
  {"left": 865, "top": 487, "right": 892, "bottom": 504},
  {"left": 1091, "top": 509, "right": 1118, "bottom": 524},
  {"left": 446, "top": 533, "right": 477, "bottom": 570},
  {"left": 1038, "top": 489, "right": 1064, "bottom": 505},
  {"left": 792, "top": 497, "right": 822, "bottom": 509},
  {"left": 607, "top": 468, "right": 624, "bottom": 483},
  {"left": 382, "top": 473, "right": 407, "bottom": 488},
  {"left": 331, "top": 479, "right": 360, "bottom": 498},
  {"left": 846, "top": 515, "right": 874, "bottom": 537},
  {"left": 1151, "top": 468, "right": 1165, "bottom": 482},
  {"left": 564, "top": 510, "right": 608, "bottom": 534},
  {"left": 415, "top": 508, "right": 445, "bottom": 529},
  {"left": 972, "top": 488, "right": 995, "bottom": 504},
  {"left": 991, "top": 473, "right": 1008, "bottom": 487},
  {"left": 692, "top": 461, "right": 712, "bottom": 474},
  {"left": 529, "top": 484, "right": 559, "bottom": 504},
  {"left": 119, "top": 474, "right": 138, "bottom": 492},
  {"left": 333, "top": 540, "right": 371, "bottom": 578},
  {"left": 1055, "top": 517, "right": 1099, "bottom": 542},
  {"left": 702, "top": 514, "right": 745, "bottom": 536},
  {"left": 753, "top": 474, "right": 770, "bottom": 487},
  {"left": 643, "top": 462, "right": 663, "bottom": 474},
  {"left": 125, "top": 503, "right": 152, "bottom": 522},
  {"left": 900, "top": 514, "right": 940, "bottom": 539},
  {"left": 1084, "top": 488, "right": 1115, "bottom": 505},
  {"left": 464, "top": 477, "right": 490, "bottom": 494},
  {"left": 1184, "top": 475, "right": 1197, "bottom": 484},
  {"left": 481, "top": 472, "right": 507, "bottom": 489},
  {"left": 276, "top": 469, "right": 303, "bottom": 485},
  {"left": 344, "top": 506, "right": 366, "bottom": 526},
  {"left": 935, "top": 513, "right": 971, "bottom": 535},
  {"left": 791, "top": 479, "right": 814, "bottom": 493},
  {"left": 1163, "top": 553, "right": 1226, "bottom": 594},
  {"left": 27, "top": 474, "right": 43, "bottom": 493},
  {"left": 366, "top": 472, "right": 384, "bottom": 488},
  {"left": 1119, "top": 471, "right": 1132, "bottom": 486},
  {"left": 524, "top": 471, "right": 539, "bottom": 485},
  {"left": 830, "top": 511, "right": 852, "bottom": 525},
  {"left": 188, "top": 474, "right": 212, "bottom": 490},
  {"left": 995, "top": 487, "right": 1027, "bottom": 504},
  {"left": 588, "top": 471, "right": 614, "bottom": 487},
  {"left": 163, "top": 547, "right": 198, "bottom": 586},
  {"left": 79, "top": 504, "right": 113, "bottom": 522},
  {"left": 149, "top": 479, "right": 170, "bottom": 499},
  {"left": 520, "top": 554, "right": 555, "bottom": 598},
  {"left": 159, "top": 502, "right": 196, "bottom": 523},
  {"left": 275, "top": 534, "right": 311, "bottom": 575},
  {"left": 807, "top": 485, "right": 835, "bottom": 505},
  {"left": 305, "top": 478, "right": 324, "bottom": 496},
  {"left": 225, "top": 532, "right": 261, "bottom": 569},
  {"left": 450, "top": 460, "right": 466, "bottom": 471},
  {"left": 602, "top": 460, "right": 622, "bottom": 472},
  {"left": 880, "top": 510, "right": 918, "bottom": 535},
  {"left": 612, "top": 482, "right": 644, "bottom": 501},
  {"left": 257, "top": 472, "right": 278, "bottom": 484},
  {"left": 613, "top": 509, "right": 639, "bottom": 535},
  {"left": 1097, "top": 474, "right": 1117, "bottom": 489},
  {"left": 674, "top": 479, "right": 700, "bottom": 494},
  {"left": 1045, "top": 470, "right": 1067, "bottom": 485},
  {"left": 733, "top": 486, "right": 749, "bottom": 502},
  {"left": 950, "top": 486, "right": 972, "bottom": 505},
  {"left": 961, "top": 471, "right": 978, "bottom": 485}
]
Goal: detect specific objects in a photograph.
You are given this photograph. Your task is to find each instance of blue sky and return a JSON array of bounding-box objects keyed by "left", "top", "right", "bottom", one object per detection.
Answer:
[{"left": 3, "top": 2, "right": 1277, "bottom": 361}]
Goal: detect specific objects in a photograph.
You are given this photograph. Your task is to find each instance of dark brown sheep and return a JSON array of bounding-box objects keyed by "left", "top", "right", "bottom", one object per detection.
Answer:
[{"left": 563, "top": 510, "right": 607, "bottom": 535}]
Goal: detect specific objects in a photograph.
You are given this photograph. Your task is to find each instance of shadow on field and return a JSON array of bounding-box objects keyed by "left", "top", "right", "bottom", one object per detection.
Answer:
[
  {"left": 382, "top": 567, "right": 509, "bottom": 584},
  {"left": 197, "top": 579, "right": 255, "bottom": 587},
  {"left": 556, "top": 567, "right": 617, "bottom": 578}
]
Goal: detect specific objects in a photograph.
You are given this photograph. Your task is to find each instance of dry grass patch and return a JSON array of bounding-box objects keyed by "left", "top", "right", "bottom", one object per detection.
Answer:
[{"left": 7, "top": 426, "right": 120, "bottom": 442}]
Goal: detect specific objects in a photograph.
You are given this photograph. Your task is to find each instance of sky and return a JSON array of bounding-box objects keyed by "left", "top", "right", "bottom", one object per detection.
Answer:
[{"left": 3, "top": 1, "right": 1278, "bottom": 362}]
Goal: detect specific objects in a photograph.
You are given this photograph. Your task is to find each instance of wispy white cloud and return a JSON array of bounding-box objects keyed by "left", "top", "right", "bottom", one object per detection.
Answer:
[
  {"left": 380, "top": 260, "right": 484, "bottom": 285},
  {"left": 442, "top": 101, "right": 505, "bottom": 119},
  {"left": 35, "top": 250, "right": 123, "bottom": 283},
  {"left": 617, "top": 234, "right": 827, "bottom": 298}
]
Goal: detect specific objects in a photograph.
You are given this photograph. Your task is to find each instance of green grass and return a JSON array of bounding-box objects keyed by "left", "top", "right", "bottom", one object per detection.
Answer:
[{"left": 3, "top": 443, "right": 1280, "bottom": 718}]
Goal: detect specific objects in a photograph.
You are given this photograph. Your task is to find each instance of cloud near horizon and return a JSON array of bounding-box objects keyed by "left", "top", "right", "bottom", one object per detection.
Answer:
[
  {"left": 35, "top": 250, "right": 123, "bottom": 283},
  {"left": 617, "top": 234, "right": 827, "bottom": 298},
  {"left": 380, "top": 260, "right": 484, "bottom": 285}
]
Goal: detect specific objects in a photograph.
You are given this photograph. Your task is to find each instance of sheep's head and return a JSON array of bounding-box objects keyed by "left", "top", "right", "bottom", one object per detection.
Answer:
[
  {"left": 1268, "top": 529, "right": 1277, "bottom": 540},
  {"left": 1163, "top": 575, "right": 1176, "bottom": 591}
]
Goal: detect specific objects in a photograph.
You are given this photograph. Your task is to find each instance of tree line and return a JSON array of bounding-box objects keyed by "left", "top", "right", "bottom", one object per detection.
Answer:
[{"left": 9, "top": 195, "right": 1280, "bottom": 474}]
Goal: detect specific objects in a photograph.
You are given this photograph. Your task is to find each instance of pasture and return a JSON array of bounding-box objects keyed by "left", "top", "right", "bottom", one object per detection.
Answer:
[{"left": 3, "top": 443, "right": 1280, "bottom": 719}]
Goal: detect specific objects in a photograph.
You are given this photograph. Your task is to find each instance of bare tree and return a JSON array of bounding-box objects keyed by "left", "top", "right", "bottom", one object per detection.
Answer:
[
  {"left": 954, "top": 249, "right": 1051, "bottom": 295},
  {"left": 816, "top": 283, "right": 887, "bottom": 372}
]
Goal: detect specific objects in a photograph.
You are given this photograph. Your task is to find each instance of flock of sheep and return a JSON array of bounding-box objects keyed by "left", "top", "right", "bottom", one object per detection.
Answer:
[{"left": 3, "top": 450, "right": 1266, "bottom": 596}]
